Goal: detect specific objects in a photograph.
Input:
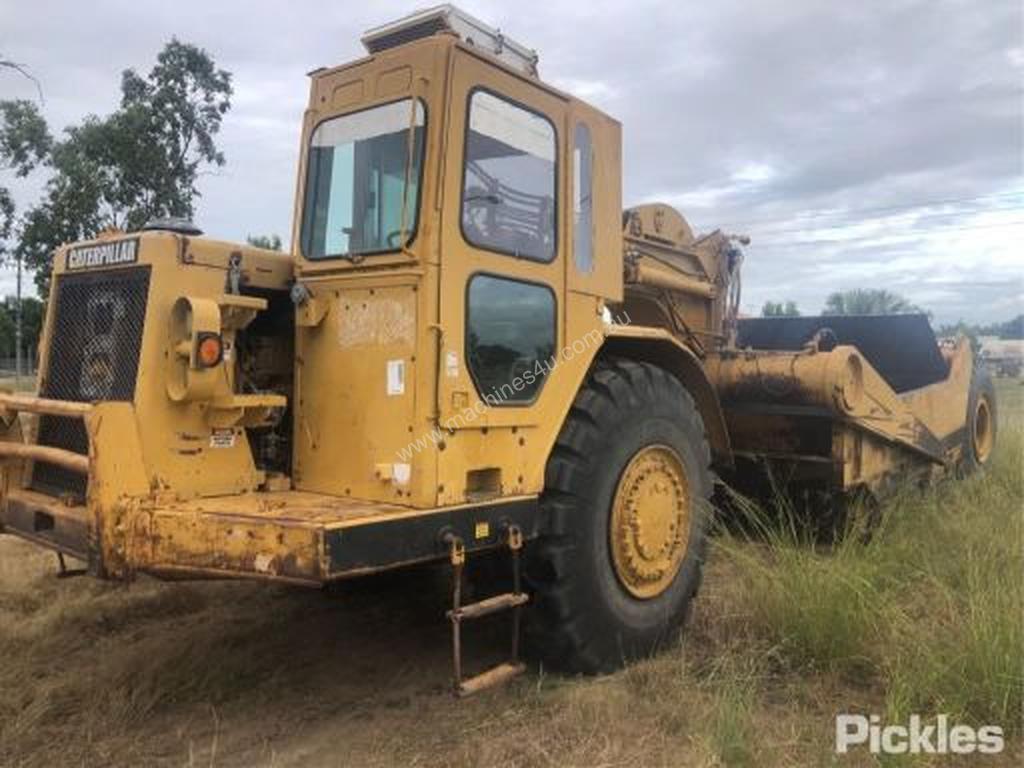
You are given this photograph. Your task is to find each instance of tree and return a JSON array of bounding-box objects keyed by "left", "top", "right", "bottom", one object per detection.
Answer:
[
  {"left": 0, "top": 99, "right": 51, "bottom": 262},
  {"left": 0, "top": 100, "right": 50, "bottom": 177},
  {"left": 822, "top": 288, "right": 925, "bottom": 316},
  {"left": 15, "top": 39, "right": 232, "bottom": 293},
  {"left": 0, "top": 98, "right": 51, "bottom": 379},
  {"left": 246, "top": 234, "right": 283, "bottom": 251},
  {"left": 999, "top": 314, "right": 1023, "bottom": 340},
  {"left": 0, "top": 296, "right": 43, "bottom": 359},
  {"left": 937, "top": 320, "right": 981, "bottom": 356},
  {"left": 762, "top": 299, "right": 801, "bottom": 317}
]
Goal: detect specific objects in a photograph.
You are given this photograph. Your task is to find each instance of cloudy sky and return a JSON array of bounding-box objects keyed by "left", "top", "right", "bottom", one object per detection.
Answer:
[{"left": 1, "top": 0, "right": 1021, "bottom": 324}]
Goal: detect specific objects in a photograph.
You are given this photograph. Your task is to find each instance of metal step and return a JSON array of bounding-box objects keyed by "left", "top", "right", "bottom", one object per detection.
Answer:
[
  {"left": 56, "top": 552, "right": 87, "bottom": 579},
  {"left": 445, "top": 525, "right": 528, "bottom": 697},
  {"left": 448, "top": 591, "right": 529, "bottom": 622},
  {"left": 456, "top": 661, "right": 526, "bottom": 698}
]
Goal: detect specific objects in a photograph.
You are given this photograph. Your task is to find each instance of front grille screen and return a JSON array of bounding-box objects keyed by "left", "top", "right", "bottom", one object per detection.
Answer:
[{"left": 31, "top": 267, "right": 151, "bottom": 498}]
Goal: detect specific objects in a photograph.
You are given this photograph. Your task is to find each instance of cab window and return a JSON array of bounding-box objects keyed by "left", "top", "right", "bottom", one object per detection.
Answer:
[
  {"left": 461, "top": 90, "right": 556, "bottom": 262},
  {"left": 302, "top": 99, "right": 425, "bottom": 260},
  {"left": 573, "top": 122, "right": 593, "bottom": 272},
  {"left": 466, "top": 274, "right": 556, "bottom": 404}
]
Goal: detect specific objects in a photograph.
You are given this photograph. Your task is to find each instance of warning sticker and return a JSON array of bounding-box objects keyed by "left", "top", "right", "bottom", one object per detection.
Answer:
[
  {"left": 445, "top": 350, "right": 459, "bottom": 378},
  {"left": 392, "top": 462, "right": 411, "bottom": 485},
  {"left": 387, "top": 359, "right": 405, "bottom": 396},
  {"left": 210, "top": 429, "right": 236, "bottom": 449}
]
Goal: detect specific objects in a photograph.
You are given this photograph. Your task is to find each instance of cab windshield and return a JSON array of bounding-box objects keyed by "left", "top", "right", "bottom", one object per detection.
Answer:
[{"left": 301, "top": 99, "right": 425, "bottom": 260}]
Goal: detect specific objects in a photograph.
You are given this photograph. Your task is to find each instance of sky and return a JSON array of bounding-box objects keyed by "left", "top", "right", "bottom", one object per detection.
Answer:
[{"left": 0, "top": 0, "right": 1021, "bottom": 325}]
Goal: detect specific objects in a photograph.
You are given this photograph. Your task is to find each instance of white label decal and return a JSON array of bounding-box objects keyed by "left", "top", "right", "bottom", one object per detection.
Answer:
[
  {"left": 66, "top": 239, "right": 138, "bottom": 270},
  {"left": 210, "top": 429, "right": 236, "bottom": 448},
  {"left": 445, "top": 350, "right": 459, "bottom": 378},
  {"left": 386, "top": 359, "right": 405, "bottom": 396},
  {"left": 392, "top": 463, "right": 411, "bottom": 485}
]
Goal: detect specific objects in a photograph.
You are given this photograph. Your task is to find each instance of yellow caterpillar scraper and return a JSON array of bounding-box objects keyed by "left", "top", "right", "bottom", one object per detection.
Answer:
[
  {"left": 0, "top": 5, "right": 996, "bottom": 692},
  {"left": 710, "top": 313, "right": 993, "bottom": 518}
]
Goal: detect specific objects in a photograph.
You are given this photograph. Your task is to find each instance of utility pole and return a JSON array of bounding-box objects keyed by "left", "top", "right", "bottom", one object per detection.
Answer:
[{"left": 15, "top": 249, "right": 22, "bottom": 389}]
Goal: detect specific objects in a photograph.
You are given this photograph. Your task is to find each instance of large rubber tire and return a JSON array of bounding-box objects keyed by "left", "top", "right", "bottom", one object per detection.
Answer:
[
  {"left": 963, "top": 365, "right": 997, "bottom": 473},
  {"left": 523, "top": 360, "right": 713, "bottom": 674}
]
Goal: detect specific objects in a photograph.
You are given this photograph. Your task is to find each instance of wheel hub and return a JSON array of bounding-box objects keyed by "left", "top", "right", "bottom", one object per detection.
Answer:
[
  {"left": 972, "top": 396, "right": 993, "bottom": 464},
  {"left": 610, "top": 445, "right": 691, "bottom": 599}
]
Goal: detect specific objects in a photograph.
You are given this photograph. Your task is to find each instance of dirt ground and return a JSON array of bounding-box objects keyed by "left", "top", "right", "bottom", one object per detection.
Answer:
[
  {"left": 0, "top": 540, "right": 816, "bottom": 767},
  {"left": 1, "top": 532, "right": 1019, "bottom": 768}
]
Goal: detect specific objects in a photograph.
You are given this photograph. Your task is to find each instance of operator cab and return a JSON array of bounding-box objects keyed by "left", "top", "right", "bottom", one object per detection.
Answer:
[{"left": 289, "top": 6, "right": 622, "bottom": 508}]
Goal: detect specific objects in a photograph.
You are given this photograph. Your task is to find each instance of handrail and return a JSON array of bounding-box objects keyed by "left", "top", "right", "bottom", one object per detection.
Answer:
[
  {"left": 0, "top": 393, "right": 93, "bottom": 475},
  {"left": 0, "top": 393, "right": 94, "bottom": 418},
  {"left": 0, "top": 442, "right": 89, "bottom": 474}
]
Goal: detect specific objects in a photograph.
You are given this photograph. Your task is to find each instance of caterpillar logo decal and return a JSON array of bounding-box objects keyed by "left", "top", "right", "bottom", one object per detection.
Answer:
[{"left": 66, "top": 238, "right": 139, "bottom": 271}]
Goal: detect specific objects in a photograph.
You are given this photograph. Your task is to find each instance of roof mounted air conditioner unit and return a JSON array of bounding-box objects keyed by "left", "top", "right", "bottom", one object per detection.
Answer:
[{"left": 362, "top": 4, "right": 539, "bottom": 77}]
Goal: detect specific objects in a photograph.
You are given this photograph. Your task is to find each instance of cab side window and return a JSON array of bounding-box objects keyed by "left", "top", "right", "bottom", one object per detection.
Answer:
[
  {"left": 466, "top": 274, "right": 556, "bottom": 404},
  {"left": 573, "top": 122, "right": 594, "bottom": 272},
  {"left": 461, "top": 90, "right": 557, "bottom": 262}
]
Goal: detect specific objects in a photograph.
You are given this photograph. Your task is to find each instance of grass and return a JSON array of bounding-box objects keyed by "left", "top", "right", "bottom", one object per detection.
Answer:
[
  {"left": 709, "top": 378, "right": 1024, "bottom": 765},
  {"left": 702, "top": 655, "right": 760, "bottom": 767},
  {"left": 717, "top": 427, "right": 1023, "bottom": 727},
  {"left": 717, "top": 492, "right": 889, "bottom": 676},
  {"left": 0, "top": 378, "right": 1021, "bottom": 766},
  {"left": 0, "top": 373, "right": 38, "bottom": 392}
]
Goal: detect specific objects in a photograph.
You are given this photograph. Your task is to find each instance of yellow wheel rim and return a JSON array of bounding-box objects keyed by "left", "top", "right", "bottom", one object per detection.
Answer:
[
  {"left": 609, "top": 445, "right": 691, "bottom": 600},
  {"left": 973, "top": 396, "right": 993, "bottom": 464}
]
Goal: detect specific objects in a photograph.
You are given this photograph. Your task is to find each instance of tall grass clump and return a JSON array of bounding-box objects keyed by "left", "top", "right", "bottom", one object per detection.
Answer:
[
  {"left": 716, "top": 487, "right": 890, "bottom": 676},
  {"left": 882, "top": 423, "right": 1023, "bottom": 732},
  {"left": 719, "top": 409, "right": 1023, "bottom": 736},
  {"left": 703, "top": 655, "right": 760, "bottom": 768}
]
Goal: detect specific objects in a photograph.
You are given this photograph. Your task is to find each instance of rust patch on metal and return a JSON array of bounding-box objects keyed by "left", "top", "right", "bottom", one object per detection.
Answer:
[{"left": 338, "top": 297, "right": 414, "bottom": 348}]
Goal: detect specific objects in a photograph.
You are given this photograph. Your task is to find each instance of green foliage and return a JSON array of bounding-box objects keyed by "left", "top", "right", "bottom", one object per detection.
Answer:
[
  {"left": 0, "top": 99, "right": 51, "bottom": 263},
  {"left": 0, "top": 187, "right": 12, "bottom": 247},
  {"left": 761, "top": 300, "right": 800, "bottom": 317},
  {"left": 14, "top": 39, "right": 232, "bottom": 293},
  {"left": 704, "top": 656, "right": 759, "bottom": 767},
  {"left": 937, "top": 319, "right": 981, "bottom": 356},
  {"left": 1000, "top": 314, "right": 1024, "bottom": 339},
  {"left": 246, "top": 234, "right": 283, "bottom": 251},
  {"left": 977, "top": 314, "right": 1024, "bottom": 340},
  {"left": 822, "top": 288, "right": 926, "bottom": 316},
  {"left": 0, "top": 100, "right": 51, "bottom": 177},
  {"left": 719, "top": 489, "right": 887, "bottom": 674},
  {"left": 938, "top": 314, "right": 1023, "bottom": 353},
  {"left": 719, "top": 412, "right": 1024, "bottom": 732},
  {"left": 0, "top": 296, "right": 44, "bottom": 359}
]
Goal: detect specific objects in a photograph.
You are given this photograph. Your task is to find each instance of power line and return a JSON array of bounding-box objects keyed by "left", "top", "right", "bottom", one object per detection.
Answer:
[
  {"left": 752, "top": 218, "right": 1024, "bottom": 248},
  {"left": 719, "top": 190, "right": 1024, "bottom": 230},
  {"left": 747, "top": 205, "right": 1024, "bottom": 239},
  {"left": 725, "top": 191, "right": 1024, "bottom": 228}
]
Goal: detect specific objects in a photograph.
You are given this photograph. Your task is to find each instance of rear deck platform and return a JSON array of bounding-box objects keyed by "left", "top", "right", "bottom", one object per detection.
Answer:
[{"left": 1, "top": 486, "right": 539, "bottom": 586}]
